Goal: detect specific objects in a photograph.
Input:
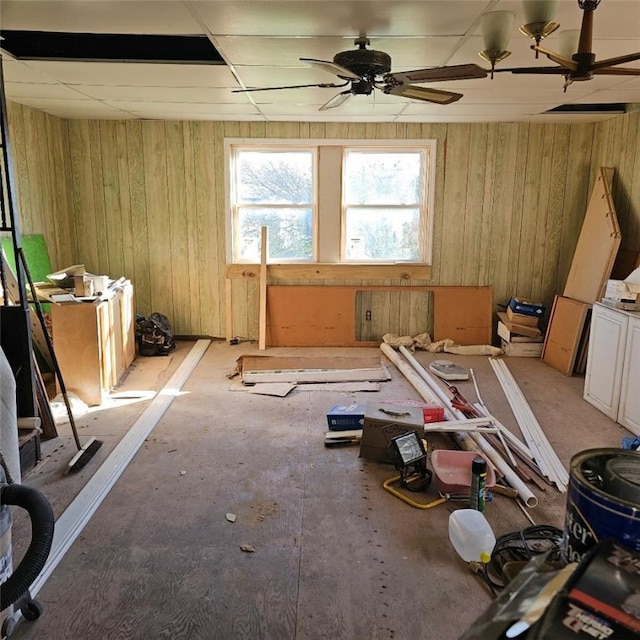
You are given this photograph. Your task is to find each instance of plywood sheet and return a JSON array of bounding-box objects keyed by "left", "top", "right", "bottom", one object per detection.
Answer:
[
  {"left": 542, "top": 296, "right": 591, "bottom": 375},
  {"left": 563, "top": 168, "right": 621, "bottom": 304},
  {"left": 239, "top": 354, "right": 390, "bottom": 384},
  {"left": 265, "top": 285, "right": 492, "bottom": 347}
]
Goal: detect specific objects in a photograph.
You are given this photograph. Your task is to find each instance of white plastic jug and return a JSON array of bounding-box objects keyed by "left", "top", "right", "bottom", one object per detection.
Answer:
[{"left": 448, "top": 508, "right": 496, "bottom": 563}]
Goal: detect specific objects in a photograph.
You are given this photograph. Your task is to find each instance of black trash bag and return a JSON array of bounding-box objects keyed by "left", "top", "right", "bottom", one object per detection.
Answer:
[{"left": 136, "top": 312, "right": 176, "bottom": 356}]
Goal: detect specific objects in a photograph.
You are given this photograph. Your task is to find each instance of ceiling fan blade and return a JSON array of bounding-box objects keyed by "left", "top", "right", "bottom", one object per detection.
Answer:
[
  {"left": 531, "top": 46, "right": 577, "bottom": 71},
  {"left": 319, "top": 91, "right": 353, "bottom": 111},
  {"left": 300, "top": 58, "right": 362, "bottom": 80},
  {"left": 232, "top": 81, "right": 348, "bottom": 93},
  {"left": 591, "top": 51, "right": 640, "bottom": 70},
  {"left": 385, "top": 84, "right": 462, "bottom": 105},
  {"left": 385, "top": 63, "right": 487, "bottom": 84},
  {"left": 592, "top": 67, "right": 640, "bottom": 76},
  {"left": 497, "top": 67, "right": 569, "bottom": 75}
]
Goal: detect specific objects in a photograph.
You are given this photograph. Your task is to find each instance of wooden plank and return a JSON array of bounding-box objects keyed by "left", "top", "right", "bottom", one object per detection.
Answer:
[
  {"left": 542, "top": 295, "right": 590, "bottom": 375},
  {"left": 241, "top": 355, "right": 383, "bottom": 372},
  {"left": 563, "top": 167, "right": 621, "bottom": 303},
  {"left": 226, "top": 263, "right": 431, "bottom": 281},
  {"left": 259, "top": 226, "right": 267, "bottom": 351},
  {"left": 225, "top": 278, "right": 233, "bottom": 341},
  {"left": 432, "top": 287, "right": 493, "bottom": 344},
  {"left": 265, "top": 285, "right": 492, "bottom": 347},
  {"left": 243, "top": 368, "right": 391, "bottom": 384},
  {"left": 247, "top": 383, "right": 295, "bottom": 397}
]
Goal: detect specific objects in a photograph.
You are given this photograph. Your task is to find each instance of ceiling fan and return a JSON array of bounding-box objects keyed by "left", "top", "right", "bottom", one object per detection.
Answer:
[
  {"left": 232, "top": 36, "right": 487, "bottom": 110},
  {"left": 499, "top": 0, "right": 640, "bottom": 89}
]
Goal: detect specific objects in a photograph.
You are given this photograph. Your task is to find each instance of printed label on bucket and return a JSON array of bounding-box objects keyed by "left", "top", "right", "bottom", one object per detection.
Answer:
[{"left": 564, "top": 450, "right": 640, "bottom": 563}]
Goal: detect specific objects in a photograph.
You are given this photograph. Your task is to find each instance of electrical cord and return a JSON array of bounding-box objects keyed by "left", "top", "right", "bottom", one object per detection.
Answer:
[{"left": 483, "top": 525, "right": 565, "bottom": 592}]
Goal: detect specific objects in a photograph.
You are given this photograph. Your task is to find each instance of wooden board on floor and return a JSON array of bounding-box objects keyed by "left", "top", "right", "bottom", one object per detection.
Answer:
[
  {"left": 542, "top": 295, "right": 591, "bottom": 375},
  {"left": 265, "top": 285, "right": 492, "bottom": 347},
  {"left": 563, "top": 168, "right": 620, "bottom": 304}
]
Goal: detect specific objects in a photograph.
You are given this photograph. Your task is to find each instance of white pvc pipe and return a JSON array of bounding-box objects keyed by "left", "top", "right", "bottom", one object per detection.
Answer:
[{"left": 383, "top": 345, "right": 538, "bottom": 508}]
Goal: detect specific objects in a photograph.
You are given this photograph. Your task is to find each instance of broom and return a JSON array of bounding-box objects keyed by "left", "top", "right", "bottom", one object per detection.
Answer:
[{"left": 18, "top": 248, "right": 103, "bottom": 472}]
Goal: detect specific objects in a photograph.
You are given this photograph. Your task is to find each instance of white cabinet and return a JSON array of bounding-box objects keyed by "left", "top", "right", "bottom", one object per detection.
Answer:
[
  {"left": 619, "top": 314, "right": 640, "bottom": 433},
  {"left": 584, "top": 303, "right": 640, "bottom": 435}
]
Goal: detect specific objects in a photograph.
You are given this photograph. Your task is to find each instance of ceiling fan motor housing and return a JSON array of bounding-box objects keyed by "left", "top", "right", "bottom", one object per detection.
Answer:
[{"left": 333, "top": 48, "right": 392, "bottom": 80}]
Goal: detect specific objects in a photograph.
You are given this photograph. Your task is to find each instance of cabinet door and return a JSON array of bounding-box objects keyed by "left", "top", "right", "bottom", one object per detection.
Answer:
[
  {"left": 618, "top": 315, "right": 640, "bottom": 435},
  {"left": 584, "top": 305, "right": 628, "bottom": 419}
]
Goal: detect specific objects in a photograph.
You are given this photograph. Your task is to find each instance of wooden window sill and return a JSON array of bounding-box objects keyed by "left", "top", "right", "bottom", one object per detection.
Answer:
[{"left": 225, "top": 263, "right": 431, "bottom": 281}]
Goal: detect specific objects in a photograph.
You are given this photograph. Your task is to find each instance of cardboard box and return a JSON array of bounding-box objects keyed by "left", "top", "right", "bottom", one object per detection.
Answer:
[
  {"left": 508, "top": 296, "right": 546, "bottom": 319},
  {"left": 604, "top": 279, "right": 640, "bottom": 302},
  {"left": 600, "top": 298, "right": 640, "bottom": 312},
  {"left": 326, "top": 404, "right": 365, "bottom": 431},
  {"left": 497, "top": 319, "right": 544, "bottom": 343},
  {"left": 359, "top": 403, "right": 424, "bottom": 463},
  {"left": 506, "top": 305, "right": 539, "bottom": 327},
  {"left": 501, "top": 338, "right": 543, "bottom": 357},
  {"left": 497, "top": 312, "right": 543, "bottom": 339}
]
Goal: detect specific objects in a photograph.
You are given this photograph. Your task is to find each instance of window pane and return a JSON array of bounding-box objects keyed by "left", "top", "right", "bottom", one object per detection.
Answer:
[
  {"left": 237, "top": 208, "right": 313, "bottom": 260},
  {"left": 236, "top": 151, "right": 313, "bottom": 204},
  {"left": 344, "top": 152, "right": 421, "bottom": 205},
  {"left": 345, "top": 208, "right": 420, "bottom": 261}
]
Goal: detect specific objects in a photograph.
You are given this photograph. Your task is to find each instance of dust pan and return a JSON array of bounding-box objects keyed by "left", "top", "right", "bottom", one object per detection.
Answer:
[{"left": 431, "top": 449, "right": 496, "bottom": 496}]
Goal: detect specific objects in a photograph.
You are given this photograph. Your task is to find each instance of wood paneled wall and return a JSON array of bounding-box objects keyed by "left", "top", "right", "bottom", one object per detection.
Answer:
[{"left": 7, "top": 103, "right": 640, "bottom": 340}]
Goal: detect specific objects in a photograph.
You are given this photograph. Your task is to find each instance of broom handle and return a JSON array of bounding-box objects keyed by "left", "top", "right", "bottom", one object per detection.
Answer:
[{"left": 17, "top": 248, "right": 82, "bottom": 451}]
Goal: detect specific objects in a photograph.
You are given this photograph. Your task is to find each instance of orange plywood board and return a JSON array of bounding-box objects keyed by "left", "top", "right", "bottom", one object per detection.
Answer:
[
  {"left": 265, "top": 285, "right": 492, "bottom": 347},
  {"left": 563, "top": 168, "right": 621, "bottom": 304},
  {"left": 542, "top": 295, "right": 590, "bottom": 375}
]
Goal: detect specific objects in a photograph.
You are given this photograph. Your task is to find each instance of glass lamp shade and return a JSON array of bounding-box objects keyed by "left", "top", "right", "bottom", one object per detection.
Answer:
[
  {"left": 481, "top": 11, "right": 515, "bottom": 52},
  {"left": 558, "top": 29, "right": 580, "bottom": 59},
  {"left": 523, "top": 0, "right": 558, "bottom": 24}
]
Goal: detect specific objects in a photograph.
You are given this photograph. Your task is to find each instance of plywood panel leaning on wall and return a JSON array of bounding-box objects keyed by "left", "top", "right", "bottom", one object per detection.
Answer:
[{"left": 563, "top": 167, "right": 621, "bottom": 304}]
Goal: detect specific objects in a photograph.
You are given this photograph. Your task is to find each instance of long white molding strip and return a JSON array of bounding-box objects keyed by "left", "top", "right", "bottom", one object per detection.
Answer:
[
  {"left": 489, "top": 358, "right": 568, "bottom": 492},
  {"left": 30, "top": 339, "right": 211, "bottom": 597},
  {"left": 392, "top": 345, "right": 538, "bottom": 507},
  {"left": 489, "top": 358, "right": 551, "bottom": 478},
  {"left": 493, "top": 358, "right": 568, "bottom": 488}
]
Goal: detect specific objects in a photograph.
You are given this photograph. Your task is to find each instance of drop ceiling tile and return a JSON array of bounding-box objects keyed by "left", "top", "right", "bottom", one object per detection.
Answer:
[
  {"left": 107, "top": 101, "right": 261, "bottom": 116},
  {"left": 216, "top": 36, "right": 463, "bottom": 69},
  {"left": 0, "top": 1, "right": 201, "bottom": 34},
  {"left": 398, "top": 114, "right": 525, "bottom": 123},
  {"left": 401, "top": 102, "right": 546, "bottom": 116},
  {"left": 4, "top": 82, "right": 89, "bottom": 100},
  {"left": 7, "top": 97, "right": 134, "bottom": 119},
  {"left": 267, "top": 114, "right": 400, "bottom": 123},
  {"left": 257, "top": 98, "right": 403, "bottom": 116},
  {"left": 0, "top": 58, "right": 59, "bottom": 84},
  {"left": 73, "top": 85, "right": 249, "bottom": 104},
  {"left": 193, "top": 1, "right": 486, "bottom": 38},
  {"left": 25, "top": 62, "right": 236, "bottom": 88}
]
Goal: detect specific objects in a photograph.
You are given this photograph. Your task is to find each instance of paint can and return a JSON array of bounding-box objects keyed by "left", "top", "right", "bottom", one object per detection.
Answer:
[{"left": 564, "top": 449, "right": 640, "bottom": 563}]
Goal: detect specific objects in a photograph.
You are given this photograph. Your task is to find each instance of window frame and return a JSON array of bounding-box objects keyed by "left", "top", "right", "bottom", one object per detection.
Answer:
[{"left": 224, "top": 138, "right": 437, "bottom": 269}]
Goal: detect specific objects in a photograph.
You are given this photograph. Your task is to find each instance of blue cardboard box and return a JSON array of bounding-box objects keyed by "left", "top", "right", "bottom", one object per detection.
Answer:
[
  {"left": 508, "top": 296, "right": 546, "bottom": 318},
  {"left": 327, "top": 404, "right": 365, "bottom": 431}
]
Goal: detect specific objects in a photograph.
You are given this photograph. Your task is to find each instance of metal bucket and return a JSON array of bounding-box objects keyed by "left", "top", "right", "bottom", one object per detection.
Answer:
[{"left": 563, "top": 448, "right": 640, "bottom": 563}]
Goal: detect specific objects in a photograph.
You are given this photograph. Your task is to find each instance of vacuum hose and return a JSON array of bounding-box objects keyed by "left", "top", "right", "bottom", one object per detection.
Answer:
[{"left": 1, "top": 483, "right": 55, "bottom": 611}]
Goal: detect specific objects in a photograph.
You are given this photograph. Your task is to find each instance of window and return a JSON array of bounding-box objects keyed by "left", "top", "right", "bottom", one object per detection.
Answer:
[{"left": 226, "top": 139, "right": 435, "bottom": 265}]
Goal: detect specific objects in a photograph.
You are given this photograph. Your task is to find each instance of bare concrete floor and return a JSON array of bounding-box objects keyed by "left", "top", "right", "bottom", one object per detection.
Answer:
[{"left": 9, "top": 341, "right": 631, "bottom": 640}]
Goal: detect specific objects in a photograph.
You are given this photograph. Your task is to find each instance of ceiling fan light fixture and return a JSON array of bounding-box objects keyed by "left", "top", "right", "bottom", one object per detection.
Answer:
[
  {"left": 479, "top": 11, "right": 515, "bottom": 78},
  {"left": 558, "top": 29, "right": 581, "bottom": 60},
  {"left": 519, "top": 0, "right": 560, "bottom": 57}
]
